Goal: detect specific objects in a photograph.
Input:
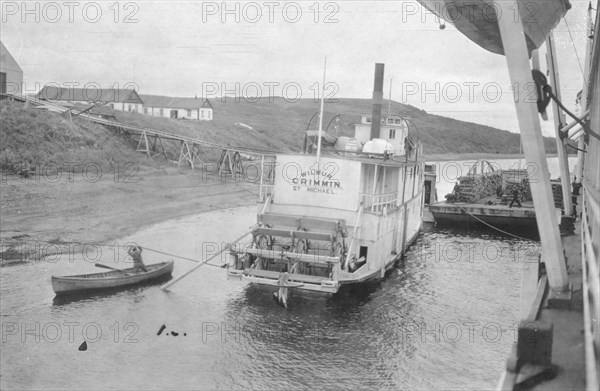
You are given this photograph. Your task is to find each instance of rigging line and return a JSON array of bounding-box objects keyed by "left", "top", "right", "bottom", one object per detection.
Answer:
[
  {"left": 0, "top": 239, "right": 226, "bottom": 267},
  {"left": 546, "top": 88, "right": 600, "bottom": 140},
  {"left": 142, "top": 246, "right": 224, "bottom": 268},
  {"left": 456, "top": 205, "right": 536, "bottom": 242},
  {"left": 566, "top": 143, "right": 588, "bottom": 153},
  {"left": 563, "top": 16, "right": 587, "bottom": 84}
]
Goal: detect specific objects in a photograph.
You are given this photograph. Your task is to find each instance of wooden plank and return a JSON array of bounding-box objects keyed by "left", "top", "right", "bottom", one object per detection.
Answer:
[
  {"left": 246, "top": 269, "right": 280, "bottom": 279},
  {"left": 299, "top": 216, "right": 345, "bottom": 232},
  {"left": 258, "top": 214, "right": 345, "bottom": 232},
  {"left": 254, "top": 227, "right": 333, "bottom": 242},
  {"left": 235, "top": 247, "right": 339, "bottom": 264},
  {"left": 288, "top": 273, "right": 329, "bottom": 284},
  {"left": 526, "top": 275, "right": 548, "bottom": 322},
  {"left": 259, "top": 213, "right": 299, "bottom": 228},
  {"left": 245, "top": 269, "right": 327, "bottom": 285}
]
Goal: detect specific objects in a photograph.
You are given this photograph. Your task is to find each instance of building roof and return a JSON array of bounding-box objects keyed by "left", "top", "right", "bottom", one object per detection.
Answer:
[
  {"left": 0, "top": 41, "right": 23, "bottom": 73},
  {"left": 36, "top": 86, "right": 142, "bottom": 104},
  {"left": 140, "top": 94, "right": 213, "bottom": 110},
  {"left": 201, "top": 98, "right": 213, "bottom": 109},
  {"left": 361, "top": 113, "right": 410, "bottom": 120}
]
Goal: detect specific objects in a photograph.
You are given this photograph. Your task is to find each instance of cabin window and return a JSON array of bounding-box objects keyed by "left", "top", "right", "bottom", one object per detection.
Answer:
[
  {"left": 187, "top": 109, "right": 191, "bottom": 117},
  {"left": 359, "top": 246, "right": 368, "bottom": 262},
  {"left": 388, "top": 118, "right": 394, "bottom": 124},
  {"left": 395, "top": 119, "right": 402, "bottom": 124},
  {"left": 208, "top": 111, "right": 212, "bottom": 119},
  {"left": 159, "top": 108, "right": 164, "bottom": 116},
  {"left": 144, "top": 107, "right": 148, "bottom": 114},
  {"left": 366, "top": 117, "right": 371, "bottom": 123},
  {"left": 389, "top": 129, "right": 396, "bottom": 139},
  {"left": 201, "top": 110, "right": 204, "bottom": 118}
]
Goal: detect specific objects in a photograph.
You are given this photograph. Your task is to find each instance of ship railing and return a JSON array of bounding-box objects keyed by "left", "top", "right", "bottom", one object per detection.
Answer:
[
  {"left": 581, "top": 168, "right": 600, "bottom": 390},
  {"left": 360, "top": 192, "right": 398, "bottom": 213}
]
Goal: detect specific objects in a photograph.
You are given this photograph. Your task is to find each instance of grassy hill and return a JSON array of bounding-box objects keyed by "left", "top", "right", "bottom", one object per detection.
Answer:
[
  {"left": 0, "top": 100, "right": 154, "bottom": 173},
  {"left": 117, "top": 97, "right": 562, "bottom": 155},
  {"left": 1, "top": 97, "right": 564, "bottom": 173}
]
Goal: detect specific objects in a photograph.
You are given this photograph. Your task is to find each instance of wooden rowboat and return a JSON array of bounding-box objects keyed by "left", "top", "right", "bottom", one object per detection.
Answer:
[{"left": 51, "top": 261, "right": 174, "bottom": 295}]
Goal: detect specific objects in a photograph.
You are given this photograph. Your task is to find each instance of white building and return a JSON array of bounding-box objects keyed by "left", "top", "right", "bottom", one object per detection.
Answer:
[
  {"left": 36, "top": 86, "right": 144, "bottom": 112},
  {"left": 0, "top": 41, "right": 23, "bottom": 96},
  {"left": 139, "top": 94, "right": 213, "bottom": 121},
  {"left": 354, "top": 114, "right": 409, "bottom": 154}
]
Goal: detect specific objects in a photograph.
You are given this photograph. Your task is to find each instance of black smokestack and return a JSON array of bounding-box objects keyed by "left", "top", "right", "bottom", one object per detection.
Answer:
[{"left": 371, "top": 63, "right": 385, "bottom": 140}]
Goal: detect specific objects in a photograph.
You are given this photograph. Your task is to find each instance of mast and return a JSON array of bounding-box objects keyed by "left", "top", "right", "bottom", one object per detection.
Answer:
[
  {"left": 316, "top": 57, "right": 327, "bottom": 160},
  {"left": 546, "top": 32, "right": 574, "bottom": 214}
]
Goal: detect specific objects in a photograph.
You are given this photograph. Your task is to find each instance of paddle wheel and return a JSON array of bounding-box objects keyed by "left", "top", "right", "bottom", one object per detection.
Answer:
[{"left": 228, "top": 213, "right": 348, "bottom": 294}]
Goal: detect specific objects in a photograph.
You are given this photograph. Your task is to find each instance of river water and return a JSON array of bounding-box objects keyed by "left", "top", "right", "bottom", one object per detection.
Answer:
[{"left": 0, "top": 157, "right": 574, "bottom": 390}]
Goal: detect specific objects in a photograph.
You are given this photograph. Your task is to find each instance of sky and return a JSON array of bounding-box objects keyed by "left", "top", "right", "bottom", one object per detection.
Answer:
[{"left": 0, "top": 0, "right": 594, "bottom": 136}]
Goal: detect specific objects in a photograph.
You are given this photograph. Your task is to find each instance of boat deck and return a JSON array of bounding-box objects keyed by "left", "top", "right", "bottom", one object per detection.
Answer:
[
  {"left": 525, "top": 213, "right": 585, "bottom": 390},
  {"left": 499, "top": 195, "right": 586, "bottom": 390},
  {"left": 429, "top": 196, "right": 538, "bottom": 232}
]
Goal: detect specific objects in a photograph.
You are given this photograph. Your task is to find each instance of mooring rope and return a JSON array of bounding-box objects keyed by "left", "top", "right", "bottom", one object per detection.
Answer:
[
  {"left": 456, "top": 204, "right": 536, "bottom": 242},
  {"left": 1, "top": 238, "right": 227, "bottom": 268},
  {"left": 142, "top": 246, "right": 225, "bottom": 268}
]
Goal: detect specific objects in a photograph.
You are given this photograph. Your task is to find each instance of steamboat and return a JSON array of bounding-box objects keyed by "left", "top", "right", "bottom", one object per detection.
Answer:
[{"left": 225, "top": 64, "right": 431, "bottom": 300}]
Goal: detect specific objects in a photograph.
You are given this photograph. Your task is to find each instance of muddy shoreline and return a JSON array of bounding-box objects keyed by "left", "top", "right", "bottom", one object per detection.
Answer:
[{"left": 0, "top": 166, "right": 257, "bottom": 264}]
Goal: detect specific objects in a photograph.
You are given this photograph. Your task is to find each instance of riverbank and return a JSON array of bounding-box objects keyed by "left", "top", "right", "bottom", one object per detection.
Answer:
[{"left": 0, "top": 166, "right": 257, "bottom": 264}]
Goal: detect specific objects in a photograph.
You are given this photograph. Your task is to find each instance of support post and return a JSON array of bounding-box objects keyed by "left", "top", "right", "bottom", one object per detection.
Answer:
[
  {"left": 178, "top": 141, "right": 193, "bottom": 169},
  {"left": 576, "top": 3, "right": 595, "bottom": 184},
  {"left": 497, "top": 1, "right": 569, "bottom": 292},
  {"left": 546, "top": 33, "right": 573, "bottom": 214},
  {"left": 136, "top": 130, "right": 150, "bottom": 157},
  {"left": 158, "top": 136, "right": 169, "bottom": 160}
]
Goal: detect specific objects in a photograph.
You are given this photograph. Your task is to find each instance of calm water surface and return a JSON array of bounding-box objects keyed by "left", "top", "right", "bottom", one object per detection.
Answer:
[{"left": 2, "top": 158, "right": 570, "bottom": 390}]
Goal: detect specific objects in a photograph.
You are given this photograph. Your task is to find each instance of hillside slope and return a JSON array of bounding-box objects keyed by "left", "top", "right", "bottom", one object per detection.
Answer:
[
  {"left": 0, "top": 101, "right": 154, "bottom": 172},
  {"left": 1, "top": 97, "right": 563, "bottom": 173},
  {"left": 200, "top": 97, "right": 561, "bottom": 154}
]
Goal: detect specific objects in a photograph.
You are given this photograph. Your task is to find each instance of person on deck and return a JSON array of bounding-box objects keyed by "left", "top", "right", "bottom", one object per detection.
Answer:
[
  {"left": 509, "top": 188, "right": 522, "bottom": 208},
  {"left": 453, "top": 182, "right": 460, "bottom": 198},
  {"left": 128, "top": 246, "right": 147, "bottom": 272}
]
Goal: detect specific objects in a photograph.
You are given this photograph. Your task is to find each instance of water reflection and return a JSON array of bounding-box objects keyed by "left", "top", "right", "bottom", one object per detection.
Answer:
[{"left": 2, "top": 156, "right": 552, "bottom": 389}]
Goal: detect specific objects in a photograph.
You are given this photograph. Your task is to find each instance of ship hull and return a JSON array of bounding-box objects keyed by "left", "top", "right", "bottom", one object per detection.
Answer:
[{"left": 429, "top": 201, "right": 540, "bottom": 236}]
